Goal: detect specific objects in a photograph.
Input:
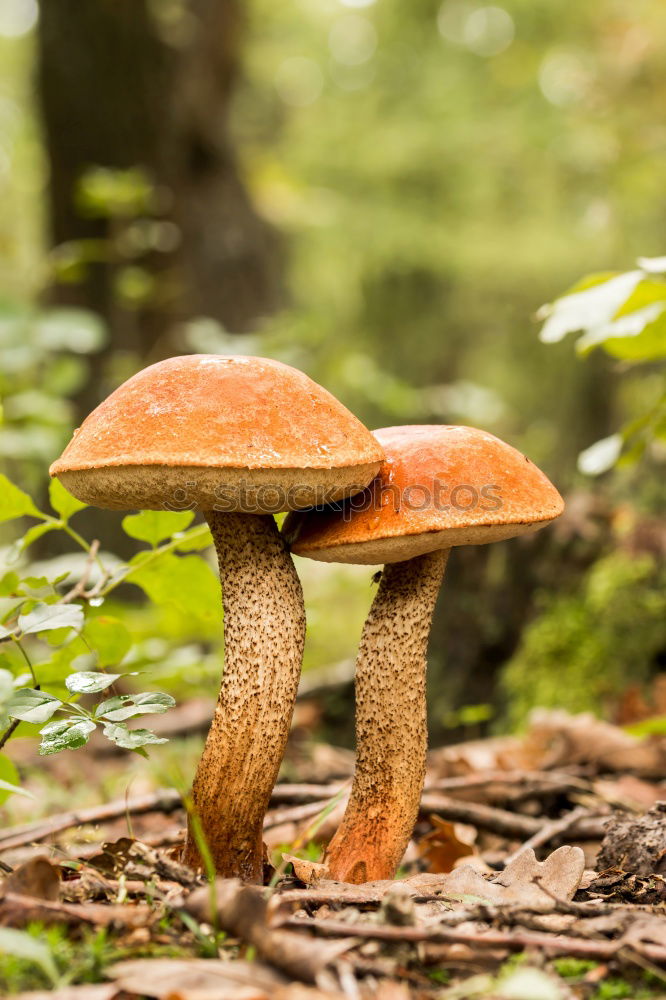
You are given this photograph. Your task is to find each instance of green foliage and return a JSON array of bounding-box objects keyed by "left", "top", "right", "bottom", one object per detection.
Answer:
[
  {"left": 0, "top": 922, "right": 199, "bottom": 994},
  {"left": 539, "top": 258, "right": 666, "bottom": 474},
  {"left": 0, "top": 471, "right": 218, "bottom": 783},
  {"left": 501, "top": 552, "right": 666, "bottom": 727},
  {"left": 0, "top": 308, "right": 106, "bottom": 494}
]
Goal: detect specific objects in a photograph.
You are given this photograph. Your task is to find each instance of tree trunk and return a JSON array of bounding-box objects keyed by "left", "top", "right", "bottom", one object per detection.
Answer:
[{"left": 37, "top": 0, "right": 281, "bottom": 412}]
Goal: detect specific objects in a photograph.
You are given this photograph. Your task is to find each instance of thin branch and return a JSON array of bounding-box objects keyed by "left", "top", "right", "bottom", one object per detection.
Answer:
[
  {"left": 61, "top": 539, "right": 101, "bottom": 604},
  {"left": 504, "top": 805, "right": 591, "bottom": 864},
  {"left": 282, "top": 916, "right": 666, "bottom": 966}
]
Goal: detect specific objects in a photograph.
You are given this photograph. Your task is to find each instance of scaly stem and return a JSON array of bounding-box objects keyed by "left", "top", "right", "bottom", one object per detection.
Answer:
[
  {"left": 183, "top": 512, "right": 305, "bottom": 881},
  {"left": 324, "top": 549, "right": 449, "bottom": 883}
]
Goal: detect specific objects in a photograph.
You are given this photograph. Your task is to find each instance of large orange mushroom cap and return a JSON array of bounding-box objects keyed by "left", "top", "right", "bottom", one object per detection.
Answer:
[
  {"left": 285, "top": 424, "right": 564, "bottom": 564},
  {"left": 50, "top": 355, "right": 384, "bottom": 512}
]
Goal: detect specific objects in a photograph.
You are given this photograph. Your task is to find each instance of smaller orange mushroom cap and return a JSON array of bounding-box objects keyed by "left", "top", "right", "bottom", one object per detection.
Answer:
[{"left": 284, "top": 425, "right": 564, "bottom": 564}]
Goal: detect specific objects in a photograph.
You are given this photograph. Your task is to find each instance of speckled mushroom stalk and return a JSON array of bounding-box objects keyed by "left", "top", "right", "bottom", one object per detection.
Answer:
[
  {"left": 323, "top": 549, "right": 449, "bottom": 883},
  {"left": 182, "top": 512, "right": 305, "bottom": 880}
]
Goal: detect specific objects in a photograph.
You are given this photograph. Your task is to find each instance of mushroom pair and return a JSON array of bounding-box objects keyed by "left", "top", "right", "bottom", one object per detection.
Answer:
[
  {"left": 50, "top": 355, "right": 384, "bottom": 881},
  {"left": 285, "top": 425, "right": 564, "bottom": 883}
]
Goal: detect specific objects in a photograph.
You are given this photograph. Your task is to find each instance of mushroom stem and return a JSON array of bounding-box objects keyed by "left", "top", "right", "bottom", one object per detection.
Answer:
[
  {"left": 183, "top": 511, "right": 305, "bottom": 881},
  {"left": 324, "top": 548, "right": 449, "bottom": 883}
]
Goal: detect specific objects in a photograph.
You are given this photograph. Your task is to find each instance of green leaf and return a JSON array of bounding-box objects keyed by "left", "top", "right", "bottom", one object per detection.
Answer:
[
  {"left": 18, "top": 602, "right": 84, "bottom": 635},
  {"left": 0, "top": 776, "right": 34, "bottom": 799},
  {"left": 35, "top": 307, "right": 106, "bottom": 353},
  {"left": 539, "top": 270, "right": 643, "bottom": 344},
  {"left": 0, "top": 474, "right": 42, "bottom": 523},
  {"left": 126, "top": 552, "right": 218, "bottom": 620},
  {"left": 577, "top": 434, "right": 623, "bottom": 477},
  {"left": 637, "top": 255, "right": 666, "bottom": 273},
  {"left": 122, "top": 510, "right": 195, "bottom": 547},
  {"left": 7, "top": 689, "right": 63, "bottom": 724},
  {"left": 48, "top": 478, "right": 88, "bottom": 520},
  {"left": 102, "top": 722, "right": 168, "bottom": 752},
  {"left": 174, "top": 525, "right": 213, "bottom": 552},
  {"left": 0, "top": 928, "right": 60, "bottom": 987},
  {"left": 98, "top": 690, "right": 175, "bottom": 722},
  {"left": 65, "top": 670, "right": 121, "bottom": 694},
  {"left": 39, "top": 718, "right": 96, "bottom": 755},
  {"left": 83, "top": 616, "right": 132, "bottom": 667},
  {"left": 0, "top": 753, "right": 23, "bottom": 805}
]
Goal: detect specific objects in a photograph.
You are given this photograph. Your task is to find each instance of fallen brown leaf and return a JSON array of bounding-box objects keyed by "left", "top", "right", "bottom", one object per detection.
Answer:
[
  {"left": 3, "top": 857, "right": 60, "bottom": 901},
  {"left": 9, "top": 987, "right": 118, "bottom": 1000},
  {"left": 417, "top": 816, "right": 475, "bottom": 874},
  {"left": 107, "top": 958, "right": 286, "bottom": 1000}
]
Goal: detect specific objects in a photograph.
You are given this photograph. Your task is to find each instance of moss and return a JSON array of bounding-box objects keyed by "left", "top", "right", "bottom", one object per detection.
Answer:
[{"left": 500, "top": 552, "right": 666, "bottom": 728}]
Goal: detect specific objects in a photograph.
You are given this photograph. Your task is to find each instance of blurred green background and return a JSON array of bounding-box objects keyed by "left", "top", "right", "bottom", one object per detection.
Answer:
[{"left": 0, "top": 0, "right": 664, "bottom": 777}]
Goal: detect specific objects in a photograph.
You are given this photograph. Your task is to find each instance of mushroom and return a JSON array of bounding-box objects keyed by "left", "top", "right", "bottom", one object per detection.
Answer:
[
  {"left": 50, "top": 355, "right": 384, "bottom": 881},
  {"left": 284, "top": 424, "right": 564, "bottom": 883}
]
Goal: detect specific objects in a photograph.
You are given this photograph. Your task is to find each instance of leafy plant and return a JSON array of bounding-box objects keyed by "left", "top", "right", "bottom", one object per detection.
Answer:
[
  {"left": 538, "top": 256, "right": 666, "bottom": 474},
  {"left": 0, "top": 471, "right": 217, "bottom": 786}
]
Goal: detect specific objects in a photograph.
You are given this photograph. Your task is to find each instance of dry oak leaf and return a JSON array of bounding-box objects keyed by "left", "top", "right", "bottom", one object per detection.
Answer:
[{"left": 278, "top": 847, "right": 585, "bottom": 909}]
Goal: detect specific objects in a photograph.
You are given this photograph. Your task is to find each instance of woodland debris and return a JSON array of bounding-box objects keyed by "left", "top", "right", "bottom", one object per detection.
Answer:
[
  {"left": 0, "top": 890, "right": 152, "bottom": 928},
  {"left": 0, "top": 790, "right": 182, "bottom": 852},
  {"left": 107, "top": 957, "right": 287, "bottom": 1000},
  {"left": 597, "top": 801, "right": 666, "bottom": 875},
  {"left": 285, "top": 913, "right": 666, "bottom": 964},
  {"left": 419, "top": 795, "right": 609, "bottom": 843},
  {"left": 10, "top": 987, "right": 118, "bottom": 1000},
  {"left": 278, "top": 847, "right": 585, "bottom": 907},
  {"left": 2, "top": 857, "right": 60, "bottom": 901},
  {"left": 522, "top": 709, "right": 666, "bottom": 777},
  {"left": 184, "top": 879, "right": 355, "bottom": 983}
]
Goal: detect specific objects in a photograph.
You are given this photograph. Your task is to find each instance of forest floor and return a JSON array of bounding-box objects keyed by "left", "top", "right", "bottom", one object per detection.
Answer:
[{"left": 1, "top": 707, "right": 666, "bottom": 1000}]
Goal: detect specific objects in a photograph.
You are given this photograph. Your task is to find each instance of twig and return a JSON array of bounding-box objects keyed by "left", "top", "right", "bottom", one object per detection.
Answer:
[
  {"left": 420, "top": 793, "right": 608, "bottom": 841},
  {"left": 0, "top": 890, "right": 152, "bottom": 928},
  {"left": 0, "top": 783, "right": 346, "bottom": 852},
  {"left": 0, "top": 683, "right": 41, "bottom": 751},
  {"left": 0, "top": 718, "right": 21, "bottom": 753},
  {"left": 265, "top": 793, "right": 347, "bottom": 831},
  {"left": 282, "top": 916, "right": 666, "bottom": 965},
  {"left": 504, "top": 806, "right": 591, "bottom": 864},
  {"left": 61, "top": 540, "right": 101, "bottom": 604},
  {"left": 0, "top": 789, "right": 183, "bottom": 851}
]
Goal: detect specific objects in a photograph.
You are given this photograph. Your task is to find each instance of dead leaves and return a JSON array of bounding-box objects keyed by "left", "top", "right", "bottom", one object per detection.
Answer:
[
  {"left": 184, "top": 879, "right": 355, "bottom": 984},
  {"left": 597, "top": 801, "right": 666, "bottom": 875},
  {"left": 107, "top": 957, "right": 287, "bottom": 1000},
  {"left": 3, "top": 857, "right": 60, "bottom": 901},
  {"left": 417, "top": 817, "right": 475, "bottom": 874}
]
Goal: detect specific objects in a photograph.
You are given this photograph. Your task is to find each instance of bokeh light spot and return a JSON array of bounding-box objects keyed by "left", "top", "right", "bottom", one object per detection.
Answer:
[
  {"left": 463, "top": 7, "right": 514, "bottom": 56},
  {"left": 329, "top": 15, "right": 377, "bottom": 66},
  {"left": 438, "top": 2, "right": 514, "bottom": 57},
  {"left": 275, "top": 57, "right": 324, "bottom": 107},
  {"left": 539, "top": 50, "right": 592, "bottom": 106},
  {"left": 0, "top": 0, "right": 38, "bottom": 38}
]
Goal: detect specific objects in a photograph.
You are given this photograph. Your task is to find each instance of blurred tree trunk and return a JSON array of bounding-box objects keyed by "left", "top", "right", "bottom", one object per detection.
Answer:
[{"left": 37, "top": 0, "right": 281, "bottom": 412}]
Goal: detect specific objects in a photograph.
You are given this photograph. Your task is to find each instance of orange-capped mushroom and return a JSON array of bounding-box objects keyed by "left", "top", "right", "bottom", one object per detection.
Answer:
[
  {"left": 284, "top": 425, "right": 564, "bottom": 883},
  {"left": 51, "top": 355, "right": 384, "bottom": 882}
]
